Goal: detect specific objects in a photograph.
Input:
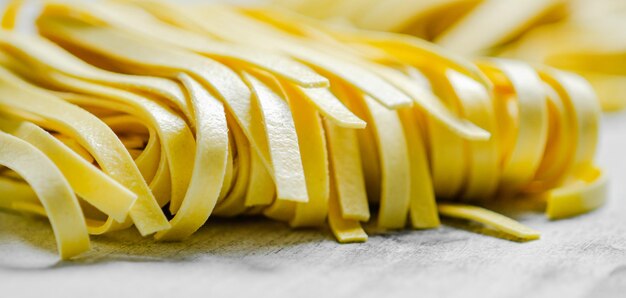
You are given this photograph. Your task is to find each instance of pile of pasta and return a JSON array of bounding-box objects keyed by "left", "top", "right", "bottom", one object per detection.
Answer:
[
  {"left": 274, "top": 0, "right": 626, "bottom": 111},
  {"left": 0, "top": 0, "right": 606, "bottom": 259}
]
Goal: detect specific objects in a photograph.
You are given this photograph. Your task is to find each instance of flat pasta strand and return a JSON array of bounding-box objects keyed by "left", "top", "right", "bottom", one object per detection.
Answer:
[{"left": 0, "top": 131, "right": 90, "bottom": 259}]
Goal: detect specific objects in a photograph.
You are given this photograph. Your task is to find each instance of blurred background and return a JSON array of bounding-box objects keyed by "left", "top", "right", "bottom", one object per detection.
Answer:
[
  {"left": 3, "top": 0, "right": 624, "bottom": 109},
  {"left": 270, "top": 0, "right": 626, "bottom": 111}
]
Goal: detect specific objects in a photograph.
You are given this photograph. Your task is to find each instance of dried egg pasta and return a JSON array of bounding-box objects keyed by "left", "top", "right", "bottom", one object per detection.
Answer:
[{"left": 0, "top": 0, "right": 606, "bottom": 259}]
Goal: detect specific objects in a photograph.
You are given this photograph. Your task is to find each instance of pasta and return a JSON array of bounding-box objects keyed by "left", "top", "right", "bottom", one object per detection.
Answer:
[
  {"left": 0, "top": 0, "right": 605, "bottom": 259},
  {"left": 274, "top": 0, "right": 626, "bottom": 111}
]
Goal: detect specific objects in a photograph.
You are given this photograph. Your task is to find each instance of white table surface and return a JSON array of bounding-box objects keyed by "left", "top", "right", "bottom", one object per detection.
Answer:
[{"left": 1, "top": 110, "right": 625, "bottom": 298}]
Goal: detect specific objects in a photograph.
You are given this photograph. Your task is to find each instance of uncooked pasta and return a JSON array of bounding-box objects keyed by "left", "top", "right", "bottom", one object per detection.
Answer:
[{"left": 0, "top": 0, "right": 605, "bottom": 259}]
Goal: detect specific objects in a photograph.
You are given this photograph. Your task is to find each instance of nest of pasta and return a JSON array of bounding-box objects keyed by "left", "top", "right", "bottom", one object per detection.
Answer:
[{"left": 0, "top": 0, "right": 606, "bottom": 259}]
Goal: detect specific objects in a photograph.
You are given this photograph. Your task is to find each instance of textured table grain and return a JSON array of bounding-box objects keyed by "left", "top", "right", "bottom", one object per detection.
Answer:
[{"left": 1, "top": 111, "right": 625, "bottom": 298}]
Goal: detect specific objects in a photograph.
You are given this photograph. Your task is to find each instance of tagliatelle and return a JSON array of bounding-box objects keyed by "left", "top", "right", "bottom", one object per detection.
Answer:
[
  {"left": 0, "top": 0, "right": 607, "bottom": 259},
  {"left": 213, "top": 117, "right": 252, "bottom": 217},
  {"left": 328, "top": 172, "right": 369, "bottom": 243},
  {"left": 0, "top": 176, "right": 41, "bottom": 215},
  {"left": 324, "top": 119, "right": 369, "bottom": 222},
  {"left": 0, "top": 48, "right": 197, "bottom": 214},
  {"left": 154, "top": 74, "right": 228, "bottom": 240},
  {"left": 438, "top": 203, "right": 540, "bottom": 240},
  {"left": 0, "top": 131, "right": 90, "bottom": 259},
  {"left": 0, "top": 118, "right": 136, "bottom": 223},
  {"left": 128, "top": 0, "right": 491, "bottom": 139},
  {"left": 284, "top": 82, "right": 330, "bottom": 227},
  {"left": 0, "top": 66, "right": 170, "bottom": 236},
  {"left": 275, "top": 0, "right": 625, "bottom": 111},
  {"left": 44, "top": 0, "right": 330, "bottom": 88},
  {"left": 546, "top": 167, "right": 607, "bottom": 220},
  {"left": 242, "top": 71, "right": 308, "bottom": 203},
  {"left": 0, "top": 31, "right": 192, "bottom": 121},
  {"left": 398, "top": 107, "right": 439, "bottom": 228},
  {"left": 479, "top": 59, "right": 549, "bottom": 195},
  {"left": 362, "top": 95, "right": 411, "bottom": 229}
]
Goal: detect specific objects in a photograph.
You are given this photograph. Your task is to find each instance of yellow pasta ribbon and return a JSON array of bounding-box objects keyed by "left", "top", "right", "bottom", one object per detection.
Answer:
[
  {"left": 154, "top": 74, "right": 229, "bottom": 240},
  {"left": 0, "top": 131, "right": 90, "bottom": 259},
  {"left": 438, "top": 203, "right": 540, "bottom": 241}
]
